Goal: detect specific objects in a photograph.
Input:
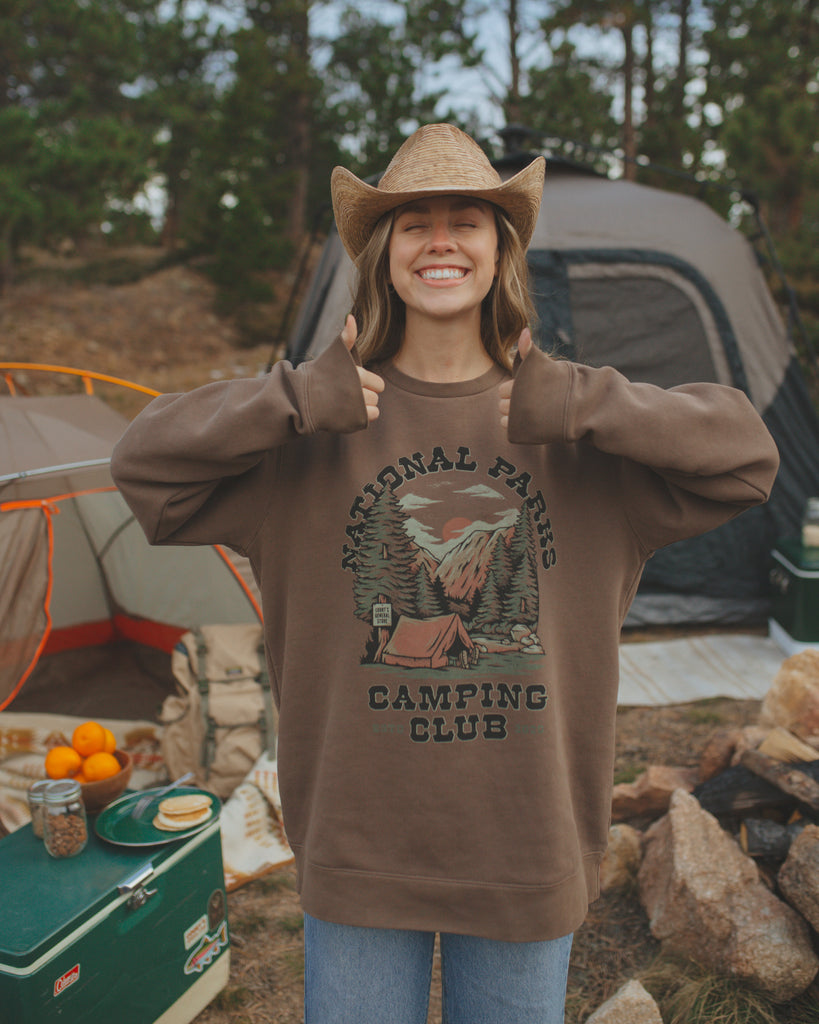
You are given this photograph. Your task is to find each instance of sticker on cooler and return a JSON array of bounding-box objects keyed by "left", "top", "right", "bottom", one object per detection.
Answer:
[
  {"left": 184, "top": 920, "right": 228, "bottom": 975},
  {"left": 184, "top": 914, "right": 208, "bottom": 950},
  {"left": 54, "top": 963, "right": 80, "bottom": 996}
]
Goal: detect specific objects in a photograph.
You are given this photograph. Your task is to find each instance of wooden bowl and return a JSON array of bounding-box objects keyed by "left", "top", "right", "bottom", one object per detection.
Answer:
[{"left": 81, "top": 749, "right": 133, "bottom": 814}]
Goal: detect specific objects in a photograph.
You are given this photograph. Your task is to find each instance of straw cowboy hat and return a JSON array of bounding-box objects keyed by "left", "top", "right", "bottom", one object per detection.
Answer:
[{"left": 331, "top": 123, "right": 545, "bottom": 261}]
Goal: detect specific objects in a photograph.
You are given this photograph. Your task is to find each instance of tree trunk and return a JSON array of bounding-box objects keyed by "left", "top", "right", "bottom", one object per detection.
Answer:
[
  {"left": 505, "top": 0, "right": 522, "bottom": 125},
  {"left": 643, "top": 4, "right": 656, "bottom": 131},
  {"left": 621, "top": 22, "right": 637, "bottom": 180},
  {"left": 674, "top": 0, "right": 690, "bottom": 122},
  {"left": 0, "top": 220, "right": 14, "bottom": 294}
]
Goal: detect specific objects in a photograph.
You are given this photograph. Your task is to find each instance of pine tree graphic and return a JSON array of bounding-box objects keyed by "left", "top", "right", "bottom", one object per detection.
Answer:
[
  {"left": 502, "top": 504, "right": 539, "bottom": 626},
  {"left": 353, "top": 485, "right": 418, "bottom": 624}
]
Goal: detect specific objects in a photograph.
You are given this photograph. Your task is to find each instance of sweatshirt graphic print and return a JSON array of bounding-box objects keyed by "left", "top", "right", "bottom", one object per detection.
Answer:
[
  {"left": 343, "top": 442, "right": 554, "bottom": 745},
  {"left": 109, "top": 336, "right": 779, "bottom": 942}
]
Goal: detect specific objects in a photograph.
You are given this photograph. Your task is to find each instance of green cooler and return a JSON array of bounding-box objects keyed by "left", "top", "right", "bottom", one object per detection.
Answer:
[
  {"left": 0, "top": 816, "right": 229, "bottom": 1024},
  {"left": 769, "top": 538, "right": 819, "bottom": 654}
]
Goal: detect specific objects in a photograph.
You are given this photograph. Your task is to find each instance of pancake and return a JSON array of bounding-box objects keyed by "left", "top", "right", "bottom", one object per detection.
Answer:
[{"left": 153, "top": 792, "right": 213, "bottom": 831}]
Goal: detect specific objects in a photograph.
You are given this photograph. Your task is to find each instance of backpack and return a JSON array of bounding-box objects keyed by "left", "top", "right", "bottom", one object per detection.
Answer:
[{"left": 159, "top": 624, "right": 277, "bottom": 799}]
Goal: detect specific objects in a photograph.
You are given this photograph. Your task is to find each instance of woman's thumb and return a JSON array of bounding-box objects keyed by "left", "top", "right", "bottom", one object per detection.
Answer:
[{"left": 341, "top": 313, "right": 358, "bottom": 350}]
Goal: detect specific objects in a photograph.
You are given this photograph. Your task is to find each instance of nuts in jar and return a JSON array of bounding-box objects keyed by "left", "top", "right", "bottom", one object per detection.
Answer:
[
  {"left": 43, "top": 779, "right": 88, "bottom": 858},
  {"left": 27, "top": 779, "right": 51, "bottom": 838}
]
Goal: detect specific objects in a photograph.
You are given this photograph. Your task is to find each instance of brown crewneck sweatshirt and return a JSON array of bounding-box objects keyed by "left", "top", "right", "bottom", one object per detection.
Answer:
[{"left": 111, "top": 337, "right": 779, "bottom": 941}]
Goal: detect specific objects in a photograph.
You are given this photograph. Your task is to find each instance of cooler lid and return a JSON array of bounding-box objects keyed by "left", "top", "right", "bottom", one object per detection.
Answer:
[
  {"left": 0, "top": 824, "right": 178, "bottom": 969},
  {"left": 773, "top": 538, "right": 819, "bottom": 576}
]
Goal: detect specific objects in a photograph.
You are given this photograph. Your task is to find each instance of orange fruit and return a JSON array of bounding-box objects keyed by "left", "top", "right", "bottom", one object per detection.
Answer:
[
  {"left": 74, "top": 771, "right": 89, "bottom": 785},
  {"left": 72, "top": 721, "right": 106, "bottom": 757},
  {"left": 82, "top": 751, "right": 121, "bottom": 782},
  {"left": 45, "top": 745, "right": 83, "bottom": 780},
  {"left": 102, "top": 727, "right": 116, "bottom": 754}
]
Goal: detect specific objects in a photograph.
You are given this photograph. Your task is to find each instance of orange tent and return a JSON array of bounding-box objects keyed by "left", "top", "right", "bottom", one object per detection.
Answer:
[
  {"left": 382, "top": 614, "right": 474, "bottom": 670},
  {"left": 0, "top": 369, "right": 261, "bottom": 714}
]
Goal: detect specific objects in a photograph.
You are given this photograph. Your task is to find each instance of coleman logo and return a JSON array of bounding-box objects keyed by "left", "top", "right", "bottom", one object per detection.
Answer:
[
  {"left": 54, "top": 963, "right": 80, "bottom": 996},
  {"left": 184, "top": 920, "right": 228, "bottom": 975}
]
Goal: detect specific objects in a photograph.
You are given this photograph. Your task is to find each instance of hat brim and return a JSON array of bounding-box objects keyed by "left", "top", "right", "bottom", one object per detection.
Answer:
[{"left": 331, "top": 157, "right": 545, "bottom": 261}]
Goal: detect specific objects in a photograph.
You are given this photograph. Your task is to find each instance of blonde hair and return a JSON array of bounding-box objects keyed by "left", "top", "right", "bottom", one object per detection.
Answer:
[{"left": 349, "top": 204, "right": 536, "bottom": 370}]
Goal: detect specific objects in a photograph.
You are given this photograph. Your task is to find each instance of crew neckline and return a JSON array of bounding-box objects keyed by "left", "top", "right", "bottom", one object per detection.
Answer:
[{"left": 379, "top": 361, "right": 508, "bottom": 397}]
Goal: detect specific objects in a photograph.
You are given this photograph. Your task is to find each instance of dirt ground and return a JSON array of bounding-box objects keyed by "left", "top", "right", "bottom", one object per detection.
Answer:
[{"left": 0, "top": 255, "right": 800, "bottom": 1021}]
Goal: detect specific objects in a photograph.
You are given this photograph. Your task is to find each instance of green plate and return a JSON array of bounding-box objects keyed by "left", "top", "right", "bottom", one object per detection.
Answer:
[{"left": 94, "top": 787, "right": 221, "bottom": 847}]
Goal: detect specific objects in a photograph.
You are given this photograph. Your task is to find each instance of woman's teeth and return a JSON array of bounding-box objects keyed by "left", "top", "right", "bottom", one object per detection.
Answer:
[{"left": 419, "top": 268, "right": 466, "bottom": 280}]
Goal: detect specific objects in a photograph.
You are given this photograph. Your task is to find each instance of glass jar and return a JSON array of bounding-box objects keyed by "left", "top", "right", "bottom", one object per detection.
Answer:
[
  {"left": 803, "top": 498, "right": 819, "bottom": 550},
  {"left": 27, "top": 779, "right": 52, "bottom": 838},
  {"left": 43, "top": 779, "right": 88, "bottom": 858}
]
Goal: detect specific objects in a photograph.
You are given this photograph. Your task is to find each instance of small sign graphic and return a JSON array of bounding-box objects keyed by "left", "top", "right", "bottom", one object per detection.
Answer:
[{"left": 372, "top": 603, "right": 392, "bottom": 627}]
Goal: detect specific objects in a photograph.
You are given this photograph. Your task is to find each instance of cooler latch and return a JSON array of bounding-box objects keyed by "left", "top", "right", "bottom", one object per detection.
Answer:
[
  {"left": 770, "top": 566, "right": 791, "bottom": 595},
  {"left": 118, "top": 863, "right": 158, "bottom": 910}
]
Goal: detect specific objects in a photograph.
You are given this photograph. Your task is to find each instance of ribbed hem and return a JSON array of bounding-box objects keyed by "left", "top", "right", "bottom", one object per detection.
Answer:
[{"left": 292, "top": 846, "right": 602, "bottom": 942}]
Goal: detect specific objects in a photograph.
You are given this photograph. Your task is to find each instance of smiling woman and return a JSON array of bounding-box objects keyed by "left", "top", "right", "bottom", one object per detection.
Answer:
[{"left": 110, "top": 122, "right": 779, "bottom": 1024}]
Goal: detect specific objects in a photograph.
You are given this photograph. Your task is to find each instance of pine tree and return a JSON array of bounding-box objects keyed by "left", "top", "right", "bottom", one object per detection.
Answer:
[
  {"left": 323, "top": 0, "right": 483, "bottom": 177},
  {"left": 353, "top": 485, "right": 419, "bottom": 625},
  {"left": 472, "top": 533, "right": 510, "bottom": 634},
  {"left": 0, "top": 0, "right": 153, "bottom": 287},
  {"left": 502, "top": 505, "right": 539, "bottom": 626},
  {"left": 415, "top": 563, "right": 448, "bottom": 618},
  {"left": 702, "top": 0, "right": 819, "bottom": 350}
]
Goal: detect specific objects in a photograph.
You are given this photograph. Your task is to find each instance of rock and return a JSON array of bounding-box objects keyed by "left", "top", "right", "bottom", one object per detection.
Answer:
[
  {"left": 638, "top": 789, "right": 819, "bottom": 1002},
  {"left": 611, "top": 765, "right": 698, "bottom": 821},
  {"left": 778, "top": 824, "right": 819, "bottom": 931},
  {"left": 585, "top": 979, "right": 664, "bottom": 1023},
  {"left": 760, "top": 650, "right": 819, "bottom": 749},
  {"left": 728, "top": 725, "right": 770, "bottom": 765},
  {"left": 698, "top": 727, "right": 743, "bottom": 781},
  {"left": 599, "top": 824, "right": 643, "bottom": 893}
]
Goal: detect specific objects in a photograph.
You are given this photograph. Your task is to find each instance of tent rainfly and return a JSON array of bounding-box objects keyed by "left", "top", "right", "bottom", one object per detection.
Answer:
[
  {"left": 382, "top": 614, "right": 475, "bottom": 669},
  {"left": 0, "top": 392, "right": 261, "bottom": 712},
  {"left": 286, "top": 153, "right": 819, "bottom": 628}
]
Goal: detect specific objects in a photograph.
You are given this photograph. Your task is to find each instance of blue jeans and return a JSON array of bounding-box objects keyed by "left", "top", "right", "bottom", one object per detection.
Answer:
[{"left": 303, "top": 913, "right": 573, "bottom": 1024}]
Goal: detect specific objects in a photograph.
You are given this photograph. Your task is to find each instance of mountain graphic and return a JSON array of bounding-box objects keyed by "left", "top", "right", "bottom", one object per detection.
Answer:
[{"left": 436, "top": 525, "right": 515, "bottom": 602}]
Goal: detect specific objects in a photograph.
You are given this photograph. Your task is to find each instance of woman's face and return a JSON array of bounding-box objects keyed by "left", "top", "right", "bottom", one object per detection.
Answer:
[{"left": 387, "top": 195, "right": 499, "bottom": 327}]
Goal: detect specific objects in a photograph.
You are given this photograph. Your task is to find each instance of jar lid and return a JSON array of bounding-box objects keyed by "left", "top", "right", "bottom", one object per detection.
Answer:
[
  {"left": 28, "top": 779, "right": 52, "bottom": 803},
  {"left": 44, "top": 779, "right": 82, "bottom": 803}
]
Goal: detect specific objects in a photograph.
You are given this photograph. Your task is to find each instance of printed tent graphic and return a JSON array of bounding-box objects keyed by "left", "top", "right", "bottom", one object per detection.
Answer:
[
  {"left": 0, "top": 392, "right": 261, "bottom": 712},
  {"left": 382, "top": 614, "right": 474, "bottom": 669},
  {"left": 286, "top": 151, "right": 819, "bottom": 627}
]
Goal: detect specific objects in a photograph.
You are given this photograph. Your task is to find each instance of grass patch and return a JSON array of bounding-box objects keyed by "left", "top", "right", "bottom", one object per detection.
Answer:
[
  {"left": 212, "top": 985, "right": 251, "bottom": 1011},
  {"left": 614, "top": 761, "right": 644, "bottom": 785},
  {"left": 641, "top": 956, "right": 819, "bottom": 1024},
  {"left": 280, "top": 948, "right": 305, "bottom": 984},
  {"left": 255, "top": 872, "right": 295, "bottom": 894},
  {"left": 231, "top": 911, "right": 268, "bottom": 935},
  {"left": 278, "top": 912, "right": 304, "bottom": 935},
  {"left": 684, "top": 704, "right": 726, "bottom": 726}
]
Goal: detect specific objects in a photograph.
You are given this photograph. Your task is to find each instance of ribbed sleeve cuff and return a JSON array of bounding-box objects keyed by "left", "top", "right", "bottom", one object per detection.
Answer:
[
  {"left": 508, "top": 346, "right": 573, "bottom": 445},
  {"left": 300, "top": 335, "right": 369, "bottom": 434}
]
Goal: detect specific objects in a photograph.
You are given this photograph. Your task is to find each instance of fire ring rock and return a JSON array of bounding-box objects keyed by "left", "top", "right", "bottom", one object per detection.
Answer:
[{"left": 637, "top": 788, "right": 819, "bottom": 1003}]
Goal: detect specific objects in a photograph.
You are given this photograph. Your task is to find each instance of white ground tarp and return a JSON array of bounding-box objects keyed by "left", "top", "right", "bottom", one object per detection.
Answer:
[{"left": 618, "top": 631, "right": 791, "bottom": 706}]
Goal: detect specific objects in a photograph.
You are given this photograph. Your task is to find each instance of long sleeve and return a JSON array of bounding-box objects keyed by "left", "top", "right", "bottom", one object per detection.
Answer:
[
  {"left": 508, "top": 346, "right": 780, "bottom": 553},
  {"left": 110, "top": 336, "right": 368, "bottom": 553}
]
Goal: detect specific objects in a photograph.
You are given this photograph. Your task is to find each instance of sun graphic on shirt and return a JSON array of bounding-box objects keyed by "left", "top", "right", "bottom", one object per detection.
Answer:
[{"left": 441, "top": 517, "right": 473, "bottom": 542}]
